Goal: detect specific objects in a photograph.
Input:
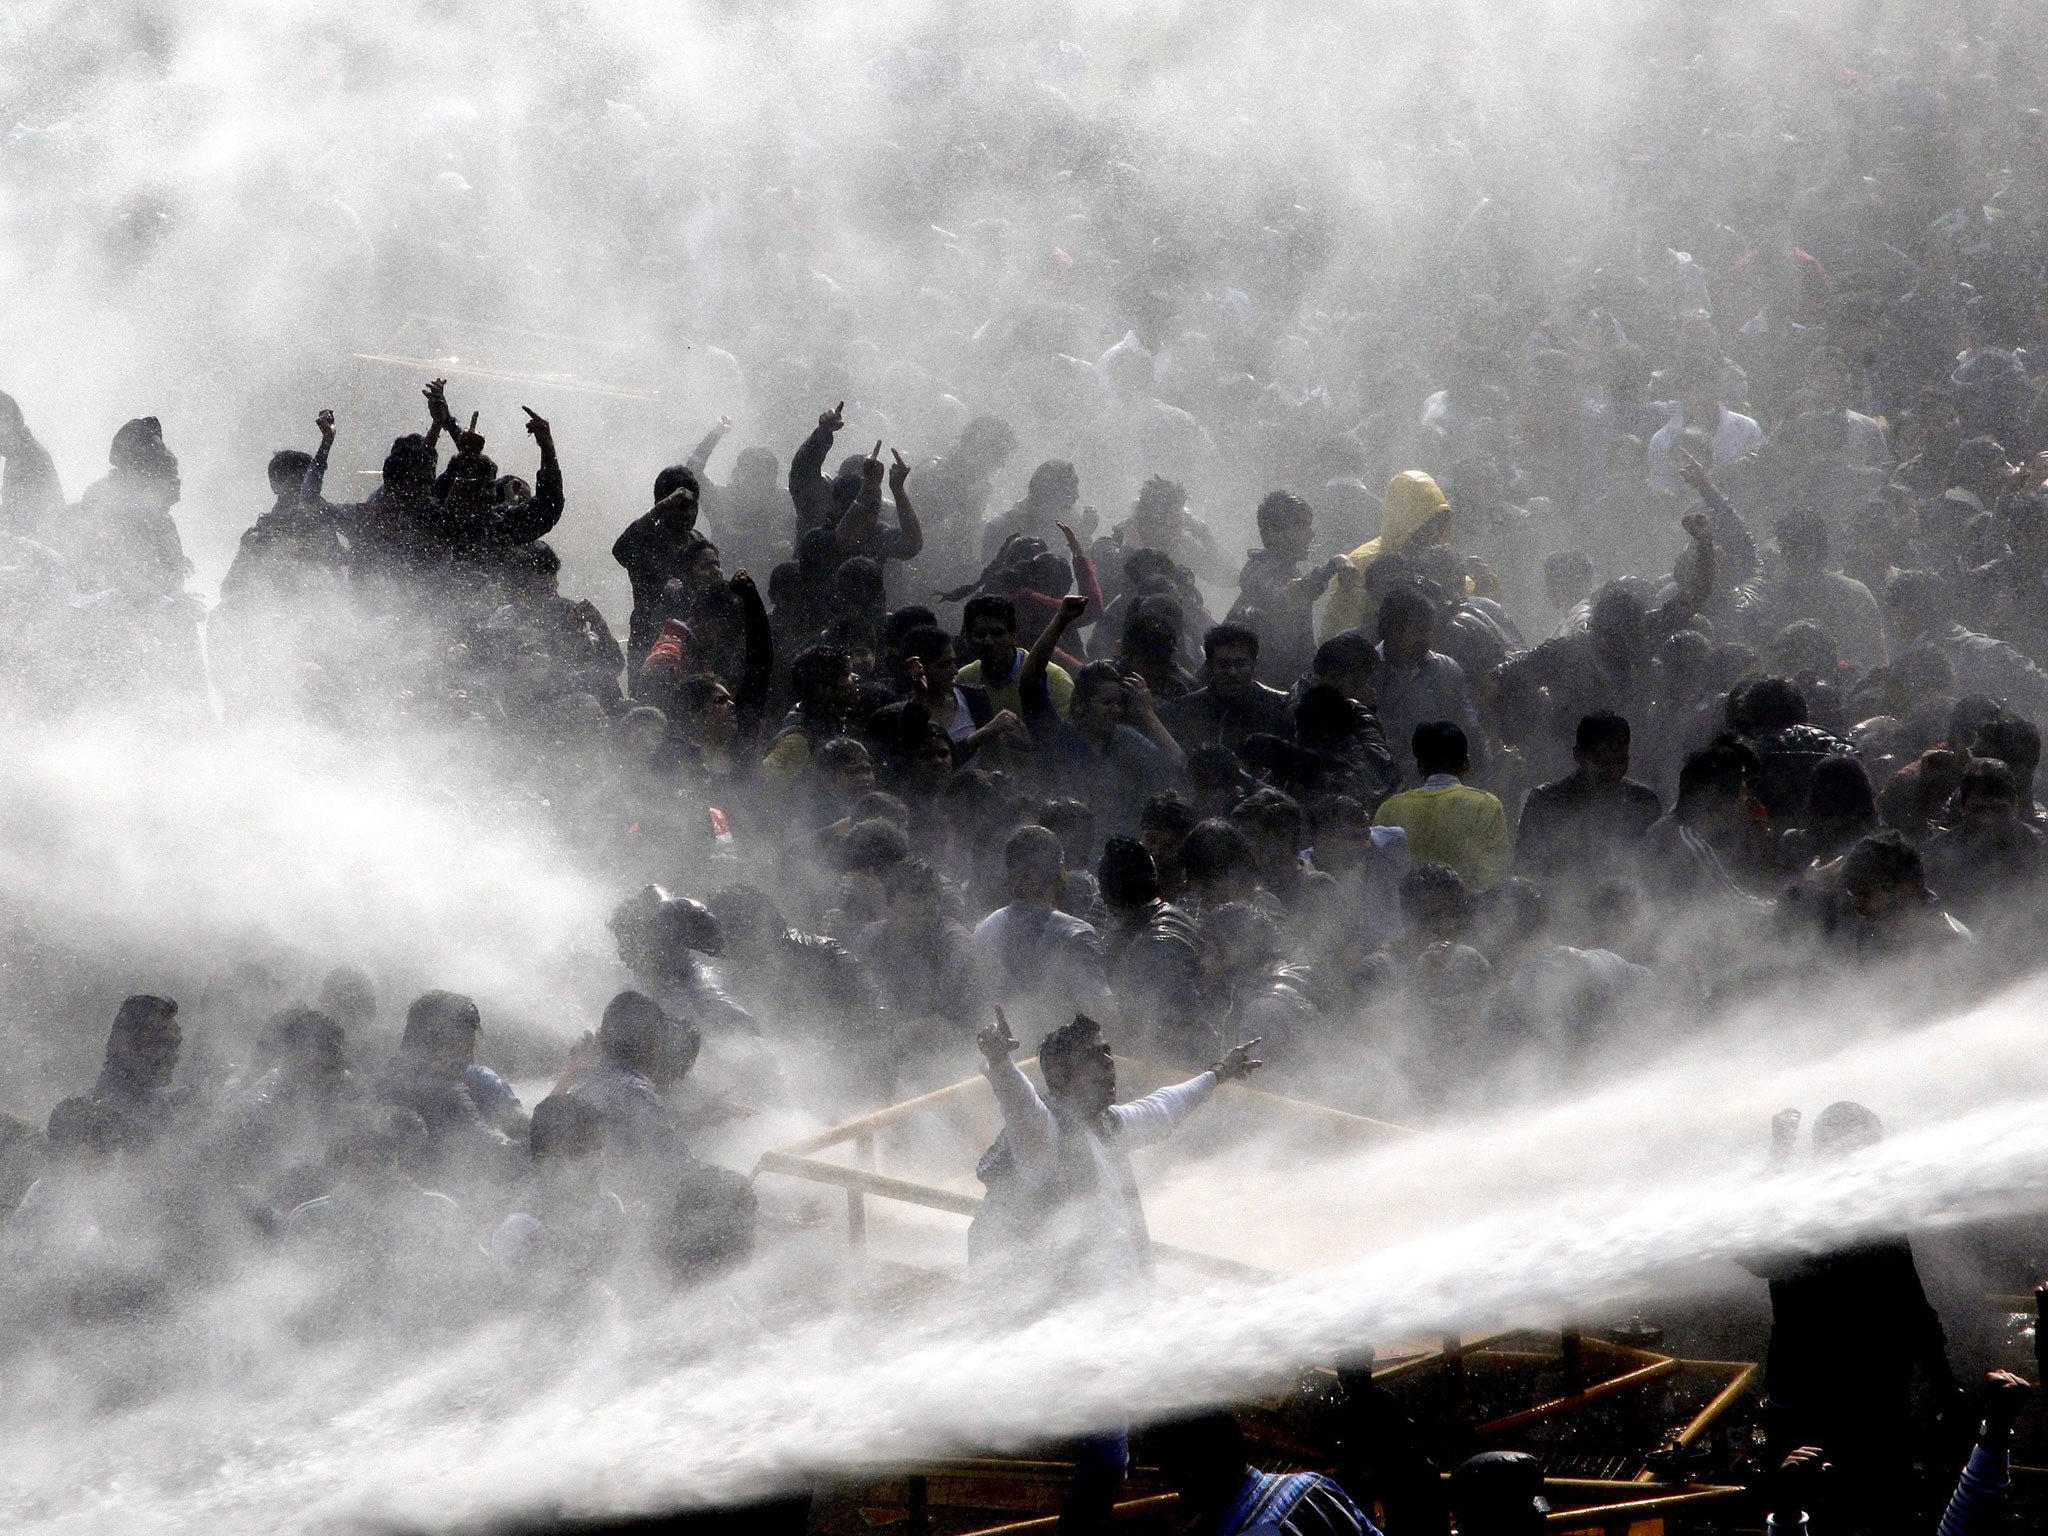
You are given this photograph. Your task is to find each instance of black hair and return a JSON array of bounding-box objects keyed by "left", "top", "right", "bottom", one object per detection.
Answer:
[
  {"left": 1841, "top": 830, "right": 1925, "bottom": 895},
  {"left": 1412, "top": 720, "right": 1469, "bottom": 776},
  {"left": 1003, "top": 824, "right": 1066, "bottom": 893},
  {"left": 962, "top": 593, "right": 1018, "bottom": 636},
  {"left": 1575, "top": 710, "right": 1631, "bottom": 753},
  {"left": 653, "top": 463, "right": 701, "bottom": 503},
  {"left": 1179, "top": 818, "right": 1255, "bottom": 884},
  {"left": 1097, "top": 836, "right": 1162, "bottom": 908},
  {"left": 790, "top": 645, "right": 853, "bottom": 709},
  {"left": 268, "top": 448, "right": 312, "bottom": 495},
  {"left": 1140, "top": 793, "right": 1200, "bottom": 840},
  {"left": 1377, "top": 583, "right": 1437, "bottom": 640},
  {"left": 529, "top": 1093, "right": 605, "bottom": 1162},
  {"left": 1231, "top": 786, "right": 1305, "bottom": 843},
  {"left": 1072, "top": 658, "right": 1128, "bottom": 706},
  {"left": 1202, "top": 621, "right": 1261, "bottom": 662},
  {"left": 1959, "top": 756, "right": 2019, "bottom": 803},
  {"left": 1255, "top": 489, "right": 1313, "bottom": 544},
  {"left": 1313, "top": 631, "right": 1379, "bottom": 679}
]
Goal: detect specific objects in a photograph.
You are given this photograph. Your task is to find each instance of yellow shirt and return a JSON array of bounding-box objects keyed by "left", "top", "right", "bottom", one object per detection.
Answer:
[
  {"left": 1373, "top": 778, "right": 1510, "bottom": 891},
  {"left": 957, "top": 650, "right": 1074, "bottom": 719}
]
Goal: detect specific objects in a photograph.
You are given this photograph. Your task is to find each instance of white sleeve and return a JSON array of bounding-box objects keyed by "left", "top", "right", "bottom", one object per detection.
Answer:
[
  {"left": 985, "top": 1056, "right": 1058, "bottom": 1175},
  {"left": 1109, "top": 1071, "right": 1217, "bottom": 1148}
]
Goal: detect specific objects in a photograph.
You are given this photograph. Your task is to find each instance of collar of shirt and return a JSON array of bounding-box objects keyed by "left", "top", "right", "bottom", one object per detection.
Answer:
[{"left": 1420, "top": 772, "right": 1463, "bottom": 790}]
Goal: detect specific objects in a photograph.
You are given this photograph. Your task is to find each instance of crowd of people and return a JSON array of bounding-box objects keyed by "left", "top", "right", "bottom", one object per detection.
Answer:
[{"left": 9, "top": 7, "right": 2048, "bottom": 1530}]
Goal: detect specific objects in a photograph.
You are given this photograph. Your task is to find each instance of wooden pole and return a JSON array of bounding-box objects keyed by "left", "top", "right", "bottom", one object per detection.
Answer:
[{"left": 1475, "top": 1358, "right": 1682, "bottom": 1438}]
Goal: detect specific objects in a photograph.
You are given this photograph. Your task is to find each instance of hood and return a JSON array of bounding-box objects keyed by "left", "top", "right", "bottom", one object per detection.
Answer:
[{"left": 1318, "top": 470, "right": 1453, "bottom": 641}]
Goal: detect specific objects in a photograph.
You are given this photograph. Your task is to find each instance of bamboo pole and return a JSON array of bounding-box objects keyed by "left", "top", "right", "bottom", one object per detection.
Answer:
[
  {"left": 1545, "top": 1486, "right": 1745, "bottom": 1529},
  {"left": 960, "top": 1492, "right": 1180, "bottom": 1535},
  {"left": 774, "top": 1065, "right": 1029, "bottom": 1158},
  {"left": 1630, "top": 1362, "right": 1759, "bottom": 1483},
  {"left": 1475, "top": 1358, "right": 1683, "bottom": 1437}
]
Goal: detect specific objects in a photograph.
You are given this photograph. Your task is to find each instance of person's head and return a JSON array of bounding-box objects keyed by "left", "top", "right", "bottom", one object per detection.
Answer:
[
  {"left": 1412, "top": 719, "right": 1470, "bottom": 779},
  {"left": 1776, "top": 509, "right": 1830, "bottom": 575},
  {"left": 1070, "top": 660, "right": 1129, "bottom": 745},
  {"left": 1179, "top": 818, "right": 1257, "bottom": 902},
  {"left": 1139, "top": 793, "right": 1200, "bottom": 881},
  {"left": 1767, "top": 620, "right": 1837, "bottom": 681},
  {"left": 957, "top": 415, "right": 1018, "bottom": 474},
  {"left": 109, "top": 416, "right": 179, "bottom": 503},
  {"left": 1813, "top": 1100, "right": 1884, "bottom": 1158},
  {"left": 1121, "top": 610, "right": 1183, "bottom": 674},
  {"left": 400, "top": 990, "right": 481, "bottom": 1076},
  {"left": 1974, "top": 713, "right": 2042, "bottom": 797},
  {"left": 1588, "top": 583, "right": 1647, "bottom": 665},
  {"left": 830, "top": 556, "right": 885, "bottom": 620},
  {"left": 652, "top": 462, "right": 701, "bottom": 505},
  {"left": 1883, "top": 569, "right": 1947, "bottom": 640},
  {"left": 1201, "top": 623, "right": 1261, "bottom": 700},
  {"left": 528, "top": 1092, "right": 605, "bottom": 1171},
  {"left": 1312, "top": 631, "right": 1380, "bottom": 704},
  {"left": 790, "top": 644, "right": 859, "bottom": 718},
  {"left": 1039, "top": 1014, "right": 1115, "bottom": 1115},
  {"left": 675, "top": 673, "right": 738, "bottom": 744},
  {"left": 267, "top": 447, "right": 313, "bottom": 497},
  {"left": 1255, "top": 490, "right": 1315, "bottom": 559},
  {"left": 599, "top": 989, "right": 699, "bottom": 1087},
  {"left": 1544, "top": 550, "right": 1596, "bottom": 612},
  {"left": 1025, "top": 458, "right": 1079, "bottom": 512},
  {"left": 838, "top": 817, "right": 910, "bottom": 878},
  {"left": 1199, "top": 900, "right": 1280, "bottom": 980},
  {"left": 383, "top": 433, "right": 437, "bottom": 499},
  {"left": 1400, "top": 862, "right": 1472, "bottom": 942},
  {"left": 1132, "top": 475, "right": 1187, "bottom": 540},
  {"left": 1230, "top": 787, "right": 1306, "bottom": 881},
  {"left": 1310, "top": 795, "right": 1375, "bottom": 875},
  {"left": 814, "top": 736, "right": 876, "bottom": 799},
  {"left": 1097, "top": 836, "right": 1162, "bottom": 913},
  {"left": 1947, "top": 695, "right": 2003, "bottom": 755},
  {"left": 1729, "top": 675, "right": 1808, "bottom": 738},
  {"left": 1957, "top": 755, "right": 2020, "bottom": 827},
  {"left": 1840, "top": 830, "right": 1928, "bottom": 925},
  {"left": 1037, "top": 799, "right": 1096, "bottom": 869},
  {"left": 1377, "top": 584, "right": 1437, "bottom": 668},
  {"left": 318, "top": 966, "right": 377, "bottom": 1035},
  {"left": 103, "top": 995, "right": 181, "bottom": 1092},
  {"left": 271, "top": 1007, "right": 347, "bottom": 1091},
  {"left": 1674, "top": 736, "right": 1761, "bottom": 830},
  {"left": 704, "top": 884, "right": 785, "bottom": 961},
  {"left": 1573, "top": 711, "right": 1631, "bottom": 782},
  {"left": 1003, "top": 824, "right": 1067, "bottom": 906},
  {"left": 1141, "top": 1411, "right": 1251, "bottom": 1512},
  {"left": 882, "top": 857, "right": 945, "bottom": 929},
  {"left": 611, "top": 704, "right": 670, "bottom": 765},
  {"left": 1805, "top": 753, "right": 1876, "bottom": 830},
  {"left": 1188, "top": 744, "right": 1249, "bottom": 815},
  {"left": 962, "top": 594, "right": 1019, "bottom": 671},
  {"left": 732, "top": 446, "right": 777, "bottom": 491},
  {"left": 1449, "top": 1451, "right": 1550, "bottom": 1536}
]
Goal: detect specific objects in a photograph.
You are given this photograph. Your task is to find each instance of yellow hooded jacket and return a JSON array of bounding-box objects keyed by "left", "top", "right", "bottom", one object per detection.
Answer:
[{"left": 1317, "top": 470, "right": 1452, "bottom": 639}]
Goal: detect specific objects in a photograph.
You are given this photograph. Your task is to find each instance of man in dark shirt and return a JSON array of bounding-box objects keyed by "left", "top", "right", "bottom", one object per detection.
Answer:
[
  {"left": 1160, "top": 622, "right": 1292, "bottom": 754},
  {"left": 1514, "top": 711, "right": 1662, "bottom": 888}
]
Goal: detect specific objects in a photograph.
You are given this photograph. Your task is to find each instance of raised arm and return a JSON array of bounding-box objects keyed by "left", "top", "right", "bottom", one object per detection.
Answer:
[
  {"left": 1058, "top": 521, "right": 1104, "bottom": 624},
  {"left": 1108, "top": 1040, "right": 1260, "bottom": 1147},
  {"left": 732, "top": 569, "right": 775, "bottom": 722},
  {"left": 886, "top": 449, "right": 923, "bottom": 561},
  {"left": 977, "top": 1011, "right": 1055, "bottom": 1176},
  {"left": 1018, "top": 593, "right": 1088, "bottom": 714},
  {"left": 687, "top": 414, "right": 733, "bottom": 477},
  {"left": 493, "top": 406, "right": 564, "bottom": 544},
  {"left": 833, "top": 446, "right": 885, "bottom": 557}
]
